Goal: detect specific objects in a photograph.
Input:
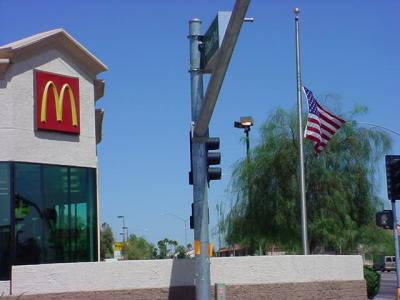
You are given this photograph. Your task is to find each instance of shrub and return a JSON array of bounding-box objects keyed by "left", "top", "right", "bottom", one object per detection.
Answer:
[{"left": 364, "top": 266, "right": 381, "bottom": 299}]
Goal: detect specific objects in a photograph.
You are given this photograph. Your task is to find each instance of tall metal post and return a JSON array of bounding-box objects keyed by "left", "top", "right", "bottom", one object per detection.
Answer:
[
  {"left": 245, "top": 128, "right": 250, "bottom": 162},
  {"left": 189, "top": 19, "right": 211, "bottom": 300},
  {"left": 245, "top": 127, "right": 251, "bottom": 207},
  {"left": 391, "top": 200, "right": 400, "bottom": 299},
  {"left": 294, "top": 8, "right": 309, "bottom": 255},
  {"left": 118, "top": 215, "right": 126, "bottom": 243}
]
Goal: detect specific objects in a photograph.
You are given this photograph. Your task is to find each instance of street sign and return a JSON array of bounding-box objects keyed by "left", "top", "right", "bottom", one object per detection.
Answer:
[
  {"left": 114, "top": 242, "right": 123, "bottom": 251},
  {"left": 194, "top": 0, "right": 251, "bottom": 136},
  {"left": 200, "top": 11, "right": 231, "bottom": 73}
]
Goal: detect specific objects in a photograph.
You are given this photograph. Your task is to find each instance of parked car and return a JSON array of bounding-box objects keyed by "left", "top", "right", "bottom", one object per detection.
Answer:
[
  {"left": 383, "top": 256, "right": 396, "bottom": 272},
  {"left": 373, "top": 256, "right": 396, "bottom": 272}
]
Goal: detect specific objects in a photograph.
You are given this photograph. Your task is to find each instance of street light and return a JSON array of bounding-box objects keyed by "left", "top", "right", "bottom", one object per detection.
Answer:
[
  {"left": 162, "top": 213, "right": 189, "bottom": 246},
  {"left": 356, "top": 121, "right": 400, "bottom": 137},
  {"left": 234, "top": 116, "right": 254, "bottom": 161},
  {"left": 117, "top": 215, "right": 126, "bottom": 243},
  {"left": 123, "top": 226, "right": 129, "bottom": 241},
  {"left": 234, "top": 116, "right": 256, "bottom": 252}
]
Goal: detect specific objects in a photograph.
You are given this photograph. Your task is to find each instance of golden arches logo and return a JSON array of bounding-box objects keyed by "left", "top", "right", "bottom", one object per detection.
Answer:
[{"left": 40, "top": 81, "right": 78, "bottom": 127}]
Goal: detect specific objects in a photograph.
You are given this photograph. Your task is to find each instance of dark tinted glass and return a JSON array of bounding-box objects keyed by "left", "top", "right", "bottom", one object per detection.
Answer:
[
  {"left": 69, "top": 167, "right": 96, "bottom": 261},
  {"left": 0, "top": 163, "right": 10, "bottom": 280},
  {"left": 14, "top": 163, "right": 97, "bottom": 266},
  {"left": 15, "top": 163, "right": 44, "bottom": 265}
]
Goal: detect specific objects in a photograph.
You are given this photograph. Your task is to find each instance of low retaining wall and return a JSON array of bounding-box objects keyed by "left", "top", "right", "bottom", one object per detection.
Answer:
[
  {"left": 7, "top": 255, "right": 366, "bottom": 299},
  {"left": 0, "top": 281, "right": 10, "bottom": 296}
]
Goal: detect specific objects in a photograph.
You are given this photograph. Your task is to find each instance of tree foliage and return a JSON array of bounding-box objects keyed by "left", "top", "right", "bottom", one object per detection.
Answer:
[
  {"left": 122, "top": 234, "right": 156, "bottom": 260},
  {"left": 100, "top": 222, "right": 115, "bottom": 260},
  {"left": 155, "top": 238, "right": 192, "bottom": 259},
  {"left": 156, "top": 238, "right": 178, "bottom": 259},
  {"left": 224, "top": 106, "right": 392, "bottom": 254}
]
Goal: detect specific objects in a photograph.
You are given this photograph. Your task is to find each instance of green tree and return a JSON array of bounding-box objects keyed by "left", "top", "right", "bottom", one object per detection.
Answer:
[
  {"left": 225, "top": 106, "right": 392, "bottom": 255},
  {"left": 121, "top": 234, "right": 156, "bottom": 260},
  {"left": 212, "top": 201, "right": 226, "bottom": 251},
  {"left": 156, "top": 238, "right": 182, "bottom": 258},
  {"left": 100, "top": 222, "right": 114, "bottom": 260},
  {"left": 174, "top": 245, "right": 188, "bottom": 258}
]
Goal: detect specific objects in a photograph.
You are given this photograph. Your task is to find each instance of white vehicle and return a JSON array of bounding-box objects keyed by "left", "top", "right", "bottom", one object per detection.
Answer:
[{"left": 383, "top": 256, "right": 396, "bottom": 272}]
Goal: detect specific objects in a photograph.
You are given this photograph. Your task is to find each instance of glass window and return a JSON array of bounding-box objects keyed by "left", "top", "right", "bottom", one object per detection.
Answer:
[
  {"left": 13, "top": 163, "right": 97, "bottom": 267},
  {"left": 69, "top": 167, "right": 97, "bottom": 262},
  {"left": 43, "top": 165, "right": 69, "bottom": 263},
  {"left": 15, "top": 163, "right": 44, "bottom": 265},
  {"left": 0, "top": 163, "right": 10, "bottom": 280}
]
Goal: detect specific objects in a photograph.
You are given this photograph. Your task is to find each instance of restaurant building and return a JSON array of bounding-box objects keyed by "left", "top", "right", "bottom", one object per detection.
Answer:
[{"left": 0, "top": 29, "right": 107, "bottom": 280}]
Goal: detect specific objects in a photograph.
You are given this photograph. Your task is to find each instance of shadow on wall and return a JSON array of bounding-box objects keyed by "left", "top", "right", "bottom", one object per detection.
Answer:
[
  {"left": 168, "top": 258, "right": 196, "bottom": 300},
  {"left": 34, "top": 130, "right": 80, "bottom": 143}
]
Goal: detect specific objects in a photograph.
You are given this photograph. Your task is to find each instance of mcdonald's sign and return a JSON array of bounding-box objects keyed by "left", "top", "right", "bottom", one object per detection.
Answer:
[{"left": 35, "top": 70, "right": 80, "bottom": 134}]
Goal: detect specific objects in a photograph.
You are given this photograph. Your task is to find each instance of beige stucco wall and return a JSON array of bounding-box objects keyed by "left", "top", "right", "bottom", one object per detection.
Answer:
[
  {"left": 0, "top": 280, "right": 10, "bottom": 295},
  {"left": 0, "top": 48, "right": 97, "bottom": 168},
  {"left": 11, "top": 255, "right": 364, "bottom": 295}
]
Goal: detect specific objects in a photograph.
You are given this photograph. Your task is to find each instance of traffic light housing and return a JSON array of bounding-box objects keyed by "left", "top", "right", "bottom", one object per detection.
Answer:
[
  {"left": 206, "top": 137, "right": 221, "bottom": 181},
  {"left": 376, "top": 210, "right": 393, "bottom": 229},
  {"left": 189, "top": 131, "right": 193, "bottom": 185},
  {"left": 386, "top": 155, "right": 400, "bottom": 201},
  {"left": 190, "top": 203, "right": 194, "bottom": 229}
]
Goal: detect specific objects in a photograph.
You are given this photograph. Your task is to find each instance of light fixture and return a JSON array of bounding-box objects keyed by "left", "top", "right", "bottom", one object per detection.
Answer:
[{"left": 234, "top": 116, "right": 254, "bottom": 129}]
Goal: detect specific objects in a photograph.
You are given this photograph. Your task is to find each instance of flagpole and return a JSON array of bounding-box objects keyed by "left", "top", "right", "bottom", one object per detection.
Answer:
[{"left": 294, "top": 7, "right": 309, "bottom": 255}]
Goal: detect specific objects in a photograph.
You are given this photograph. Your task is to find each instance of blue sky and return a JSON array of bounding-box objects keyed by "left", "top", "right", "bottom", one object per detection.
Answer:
[{"left": 1, "top": 1, "right": 399, "bottom": 247}]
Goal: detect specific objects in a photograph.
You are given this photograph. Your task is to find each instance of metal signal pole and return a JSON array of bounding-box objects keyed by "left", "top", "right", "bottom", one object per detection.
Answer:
[
  {"left": 189, "top": 18, "right": 211, "bottom": 300},
  {"left": 188, "top": 2, "right": 251, "bottom": 298},
  {"left": 391, "top": 200, "right": 400, "bottom": 300},
  {"left": 294, "top": 8, "right": 309, "bottom": 255}
]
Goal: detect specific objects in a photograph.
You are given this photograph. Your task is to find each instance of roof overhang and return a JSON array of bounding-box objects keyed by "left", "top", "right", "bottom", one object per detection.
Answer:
[
  {"left": 0, "top": 58, "right": 11, "bottom": 79},
  {"left": 0, "top": 29, "right": 108, "bottom": 79}
]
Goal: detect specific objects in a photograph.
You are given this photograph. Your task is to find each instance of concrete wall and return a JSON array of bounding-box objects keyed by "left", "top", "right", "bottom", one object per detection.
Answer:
[
  {"left": 0, "top": 280, "right": 10, "bottom": 296},
  {"left": 0, "top": 48, "right": 97, "bottom": 168},
  {"left": 9, "top": 255, "right": 366, "bottom": 299}
]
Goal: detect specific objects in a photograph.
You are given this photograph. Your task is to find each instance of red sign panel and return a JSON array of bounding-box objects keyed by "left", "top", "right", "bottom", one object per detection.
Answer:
[{"left": 35, "top": 70, "right": 80, "bottom": 134}]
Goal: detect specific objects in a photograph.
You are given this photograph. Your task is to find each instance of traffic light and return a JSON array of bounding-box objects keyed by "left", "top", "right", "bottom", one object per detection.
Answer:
[
  {"left": 190, "top": 203, "right": 194, "bottom": 229},
  {"left": 386, "top": 155, "right": 400, "bottom": 201},
  {"left": 206, "top": 137, "right": 221, "bottom": 181},
  {"left": 189, "top": 203, "right": 210, "bottom": 229},
  {"left": 189, "top": 131, "right": 193, "bottom": 185},
  {"left": 376, "top": 210, "right": 393, "bottom": 229}
]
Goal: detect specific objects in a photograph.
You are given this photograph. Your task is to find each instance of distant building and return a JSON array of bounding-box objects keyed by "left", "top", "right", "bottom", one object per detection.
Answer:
[
  {"left": 0, "top": 29, "right": 107, "bottom": 280},
  {"left": 216, "top": 244, "right": 246, "bottom": 257}
]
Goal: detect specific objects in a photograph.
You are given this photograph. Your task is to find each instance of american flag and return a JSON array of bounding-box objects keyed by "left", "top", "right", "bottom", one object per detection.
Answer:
[{"left": 303, "top": 86, "right": 346, "bottom": 154}]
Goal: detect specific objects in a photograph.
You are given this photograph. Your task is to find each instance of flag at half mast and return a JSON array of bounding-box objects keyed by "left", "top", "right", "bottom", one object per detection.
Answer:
[{"left": 303, "top": 86, "right": 346, "bottom": 154}]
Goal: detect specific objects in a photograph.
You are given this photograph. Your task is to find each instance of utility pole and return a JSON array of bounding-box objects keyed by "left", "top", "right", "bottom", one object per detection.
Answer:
[
  {"left": 386, "top": 155, "right": 400, "bottom": 300},
  {"left": 391, "top": 200, "right": 400, "bottom": 300},
  {"left": 188, "top": 2, "right": 250, "bottom": 298},
  {"left": 118, "top": 215, "right": 126, "bottom": 243},
  {"left": 189, "top": 18, "right": 211, "bottom": 300}
]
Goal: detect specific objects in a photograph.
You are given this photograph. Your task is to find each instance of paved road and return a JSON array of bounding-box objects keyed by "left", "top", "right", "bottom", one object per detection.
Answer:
[{"left": 374, "top": 271, "right": 396, "bottom": 300}]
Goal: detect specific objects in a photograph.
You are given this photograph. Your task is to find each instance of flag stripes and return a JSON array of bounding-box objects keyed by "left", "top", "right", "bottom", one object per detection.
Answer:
[{"left": 303, "top": 86, "right": 345, "bottom": 154}]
